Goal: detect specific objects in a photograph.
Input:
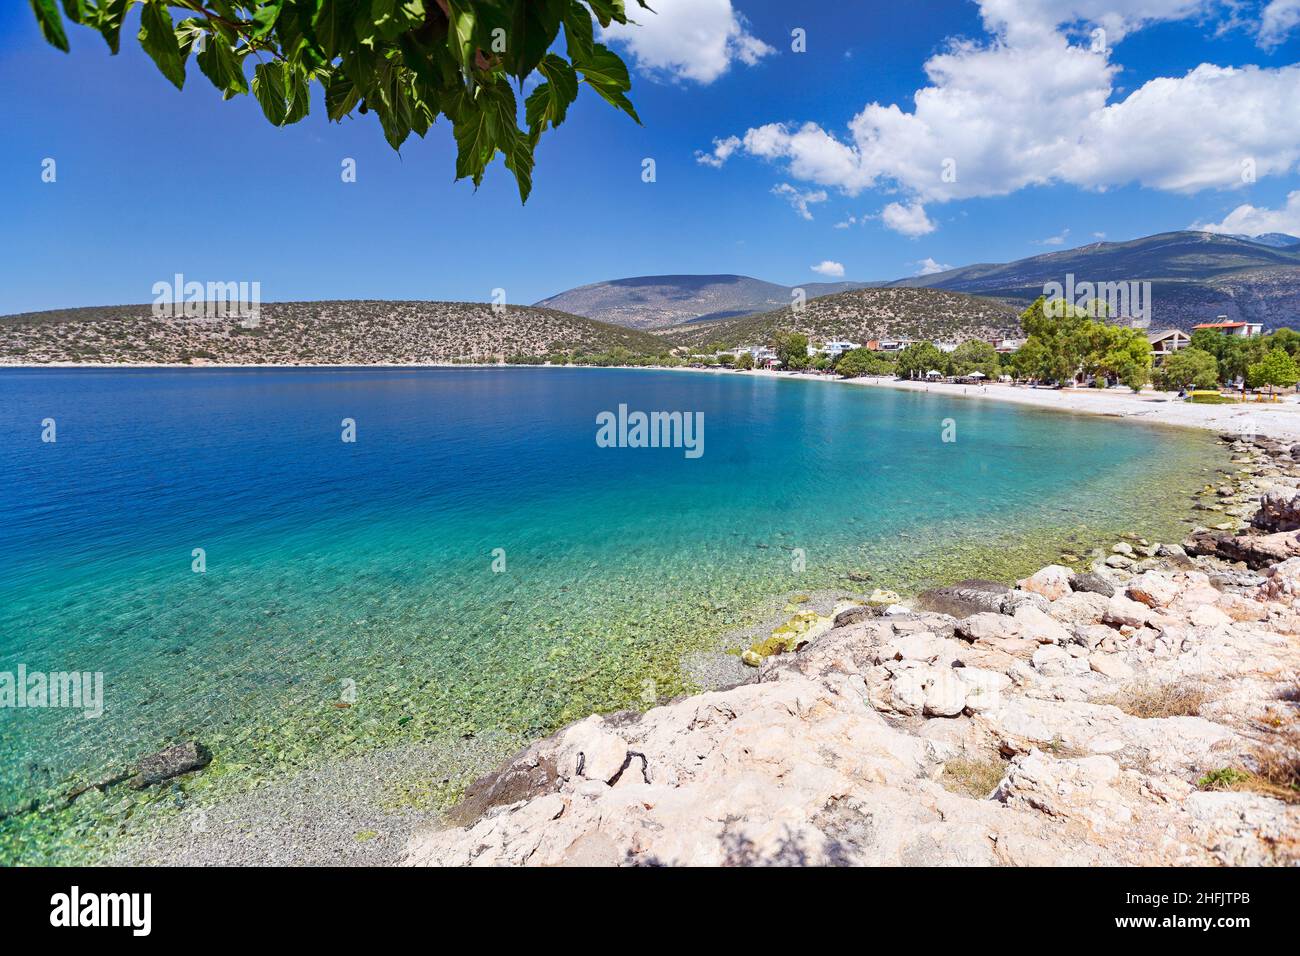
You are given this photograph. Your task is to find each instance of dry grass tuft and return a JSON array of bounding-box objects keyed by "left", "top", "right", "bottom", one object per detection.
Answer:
[
  {"left": 941, "top": 756, "right": 1010, "bottom": 799},
  {"left": 1099, "top": 681, "right": 1207, "bottom": 719},
  {"left": 1198, "top": 724, "right": 1300, "bottom": 804}
]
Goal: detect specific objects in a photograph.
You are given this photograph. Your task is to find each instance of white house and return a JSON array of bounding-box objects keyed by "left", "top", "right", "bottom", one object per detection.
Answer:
[{"left": 1193, "top": 317, "right": 1264, "bottom": 338}]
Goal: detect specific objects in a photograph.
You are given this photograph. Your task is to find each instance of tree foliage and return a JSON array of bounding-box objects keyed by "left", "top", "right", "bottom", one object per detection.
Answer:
[
  {"left": 896, "top": 342, "right": 947, "bottom": 380},
  {"left": 835, "top": 347, "right": 894, "bottom": 379},
  {"left": 1010, "top": 296, "right": 1151, "bottom": 388},
  {"left": 1247, "top": 347, "right": 1300, "bottom": 396},
  {"left": 30, "top": 0, "right": 649, "bottom": 202},
  {"left": 773, "top": 331, "right": 809, "bottom": 370},
  {"left": 1154, "top": 347, "right": 1219, "bottom": 391}
]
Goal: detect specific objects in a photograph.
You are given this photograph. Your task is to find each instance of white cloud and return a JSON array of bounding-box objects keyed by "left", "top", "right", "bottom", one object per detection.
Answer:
[
  {"left": 1038, "top": 228, "right": 1072, "bottom": 246},
  {"left": 1191, "top": 190, "right": 1300, "bottom": 235},
  {"left": 916, "top": 257, "right": 953, "bottom": 276},
  {"left": 834, "top": 215, "right": 859, "bottom": 229},
  {"left": 771, "top": 183, "right": 828, "bottom": 220},
  {"left": 1259, "top": 0, "right": 1300, "bottom": 48},
  {"left": 601, "top": 0, "right": 774, "bottom": 84},
  {"left": 881, "top": 202, "right": 937, "bottom": 237},
  {"left": 703, "top": 1, "right": 1300, "bottom": 204},
  {"left": 696, "top": 135, "right": 742, "bottom": 168},
  {"left": 811, "top": 260, "right": 846, "bottom": 277}
]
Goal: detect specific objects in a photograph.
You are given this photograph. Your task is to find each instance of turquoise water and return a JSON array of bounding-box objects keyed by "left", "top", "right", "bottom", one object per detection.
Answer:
[{"left": 0, "top": 368, "right": 1215, "bottom": 860}]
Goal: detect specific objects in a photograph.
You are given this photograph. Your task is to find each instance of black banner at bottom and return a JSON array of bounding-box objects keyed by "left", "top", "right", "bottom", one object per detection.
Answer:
[{"left": 0, "top": 865, "right": 1282, "bottom": 942}]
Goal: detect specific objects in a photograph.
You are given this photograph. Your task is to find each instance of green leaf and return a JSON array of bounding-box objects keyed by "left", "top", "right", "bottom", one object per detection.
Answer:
[
  {"left": 30, "top": 0, "right": 70, "bottom": 52},
  {"left": 59, "top": 0, "right": 87, "bottom": 24},
  {"left": 94, "top": 0, "right": 129, "bottom": 54},
  {"left": 252, "top": 61, "right": 289, "bottom": 125},
  {"left": 445, "top": 0, "right": 477, "bottom": 68},
  {"left": 324, "top": 71, "right": 362, "bottom": 121},
  {"left": 251, "top": 0, "right": 284, "bottom": 40},
  {"left": 584, "top": 0, "right": 629, "bottom": 28},
  {"left": 137, "top": 1, "right": 186, "bottom": 89},
  {"left": 525, "top": 53, "right": 578, "bottom": 136},
  {"left": 283, "top": 65, "right": 312, "bottom": 125},
  {"left": 313, "top": 0, "right": 349, "bottom": 58},
  {"left": 508, "top": 0, "right": 565, "bottom": 80},
  {"left": 562, "top": 1, "right": 595, "bottom": 62},
  {"left": 197, "top": 36, "right": 249, "bottom": 98},
  {"left": 574, "top": 42, "right": 639, "bottom": 123}
]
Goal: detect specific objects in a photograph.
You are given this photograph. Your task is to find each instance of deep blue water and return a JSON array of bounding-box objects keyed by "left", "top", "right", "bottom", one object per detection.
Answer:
[{"left": 0, "top": 367, "right": 1212, "bottom": 834}]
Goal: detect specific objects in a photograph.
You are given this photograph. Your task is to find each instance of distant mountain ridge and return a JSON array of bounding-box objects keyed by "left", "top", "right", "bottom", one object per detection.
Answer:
[
  {"left": 533, "top": 274, "right": 873, "bottom": 330},
  {"left": 538, "top": 231, "right": 1300, "bottom": 333}
]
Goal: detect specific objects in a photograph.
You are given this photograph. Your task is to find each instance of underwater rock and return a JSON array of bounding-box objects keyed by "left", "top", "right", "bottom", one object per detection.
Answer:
[{"left": 128, "top": 741, "right": 213, "bottom": 789}]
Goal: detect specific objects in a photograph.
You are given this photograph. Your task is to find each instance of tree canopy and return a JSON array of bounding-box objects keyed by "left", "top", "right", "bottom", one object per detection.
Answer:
[
  {"left": 1010, "top": 296, "right": 1151, "bottom": 389},
  {"left": 29, "top": 0, "right": 649, "bottom": 202},
  {"left": 1247, "top": 347, "right": 1300, "bottom": 397},
  {"left": 1155, "top": 347, "right": 1219, "bottom": 391}
]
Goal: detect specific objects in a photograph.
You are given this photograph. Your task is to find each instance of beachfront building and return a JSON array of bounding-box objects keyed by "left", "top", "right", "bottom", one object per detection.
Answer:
[
  {"left": 742, "top": 345, "right": 779, "bottom": 367},
  {"left": 869, "top": 338, "right": 913, "bottom": 353},
  {"left": 808, "top": 340, "right": 861, "bottom": 360},
  {"left": 936, "top": 342, "right": 959, "bottom": 353},
  {"left": 1147, "top": 329, "right": 1190, "bottom": 364},
  {"left": 993, "top": 337, "right": 1026, "bottom": 353},
  {"left": 1193, "top": 318, "right": 1264, "bottom": 338}
]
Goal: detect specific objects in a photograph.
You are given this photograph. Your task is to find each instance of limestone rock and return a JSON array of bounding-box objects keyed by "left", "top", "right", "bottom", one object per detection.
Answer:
[{"left": 1018, "top": 565, "right": 1075, "bottom": 602}]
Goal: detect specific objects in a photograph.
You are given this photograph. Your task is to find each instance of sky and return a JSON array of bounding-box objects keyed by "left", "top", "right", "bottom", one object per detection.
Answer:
[{"left": 1, "top": 0, "right": 1299, "bottom": 314}]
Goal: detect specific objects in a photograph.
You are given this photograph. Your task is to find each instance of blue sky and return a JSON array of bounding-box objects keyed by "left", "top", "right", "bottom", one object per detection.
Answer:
[{"left": 1, "top": 0, "right": 1299, "bottom": 314}]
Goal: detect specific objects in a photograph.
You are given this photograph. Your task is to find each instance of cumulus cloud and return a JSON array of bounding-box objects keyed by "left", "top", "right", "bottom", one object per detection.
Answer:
[
  {"left": 701, "top": 0, "right": 1300, "bottom": 211},
  {"left": 601, "top": 0, "right": 774, "bottom": 84},
  {"left": 881, "top": 202, "right": 937, "bottom": 237},
  {"left": 1038, "top": 228, "right": 1072, "bottom": 246},
  {"left": 811, "top": 260, "right": 846, "bottom": 277},
  {"left": 1259, "top": 0, "right": 1300, "bottom": 48},
  {"left": 1191, "top": 190, "right": 1300, "bottom": 236},
  {"left": 916, "top": 257, "right": 953, "bottom": 276},
  {"left": 771, "top": 183, "right": 828, "bottom": 220},
  {"left": 696, "top": 135, "right": 742, "bottom": 168}
]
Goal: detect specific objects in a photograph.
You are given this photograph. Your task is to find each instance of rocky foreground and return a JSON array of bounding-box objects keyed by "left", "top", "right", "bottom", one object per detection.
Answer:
[{"left": 404, "top": 434, "right": 1300, "bottom": 867}]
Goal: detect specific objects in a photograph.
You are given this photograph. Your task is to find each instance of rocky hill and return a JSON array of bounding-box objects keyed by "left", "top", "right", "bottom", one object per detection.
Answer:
[
  {"left": 665, "top": 287, "right": 1022, "bottom": 349},
  {"left": 0, "top": 301, "right": 668, "bottom": 365},
  {"left": 895, "top": 231, "right": 1300, "bottom": 329},
  {"left": 534, "top": 275, "right": 873, "bottom": 330}
]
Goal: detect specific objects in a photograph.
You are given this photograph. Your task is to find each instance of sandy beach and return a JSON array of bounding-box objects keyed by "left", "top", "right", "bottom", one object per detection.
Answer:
[{"left": 664, "top": 365, "right": 1300, "bottom": 443}]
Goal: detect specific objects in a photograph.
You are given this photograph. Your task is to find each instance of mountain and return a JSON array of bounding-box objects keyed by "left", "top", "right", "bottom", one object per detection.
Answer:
[
  {"left": 1229, "top": 233, "right": 1300, "bottom": 248},
  {"left": 665, "top": 288, "right": 1021, "bottom": 350},
  {"left": 0, "top": 301, "right": 668, "bottom": 364},
  {"left": 892, "top": 231, "right": 1300, "bottom": 330},
  {"left": 533, "top": 274, "right": 874, "bottom": 330}
]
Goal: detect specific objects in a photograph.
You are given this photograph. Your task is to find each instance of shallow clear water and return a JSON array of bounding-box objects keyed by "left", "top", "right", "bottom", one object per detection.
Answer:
[{"left": 0, "top": 367, "right": 1217, "bottom": 859}]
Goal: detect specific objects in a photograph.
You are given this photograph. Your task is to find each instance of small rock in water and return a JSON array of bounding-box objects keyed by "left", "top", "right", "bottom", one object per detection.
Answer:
[{"left": 128, "top": 741, "right": 212, "bottom": 790}]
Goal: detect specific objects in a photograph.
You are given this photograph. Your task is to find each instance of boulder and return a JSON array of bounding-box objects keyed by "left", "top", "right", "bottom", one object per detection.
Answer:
[
  {"left": 1184, "top": 529, "right": 1300, "bottom": 570},
  {"left": 1088, "top": 652, "right": 1134, "bottom": 681},
  {"left": 553, "top": 716, "right": 629, "bottom": 783},
  {"left": 1103, "top": 594, "right": 1154, "bottom": 628},
  {"left": 832, "top": 604, "right": 880, "bottom": 628},
  {"left": 1018, "top": 565, "right": 1075, "bottom": 602},
  {"left": 1011, "top": 604, "right": 1072, "bottom": 645},
  {"left": 128, "top": 741, "right": 212, "bottom": 789},
  {"left": 867, "top": 589, "right": 903, "bottom": 608},
  {"left": 1251, "top": 489, "right": 1300, "bottom": 533},
  {"left": 1258, "top": 557, "right": 1300, "bottom": 602},
  {"left": 1071, "top": 572, "right": 1117, "bottom": 598},
  {"left": 922, "top": 668, "right": 968, "bottom": 717},
  {"left": 1126, "top": 570, "right": 1182, "bottom": 608},
  {"left": 913, "top": 579, "right": 1009, "bottom": 618}
]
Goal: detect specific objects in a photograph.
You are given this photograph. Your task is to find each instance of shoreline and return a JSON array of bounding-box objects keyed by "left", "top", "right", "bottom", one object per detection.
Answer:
[{"left": 7, "top": 360, "right": 1300, "bottom": 442}]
